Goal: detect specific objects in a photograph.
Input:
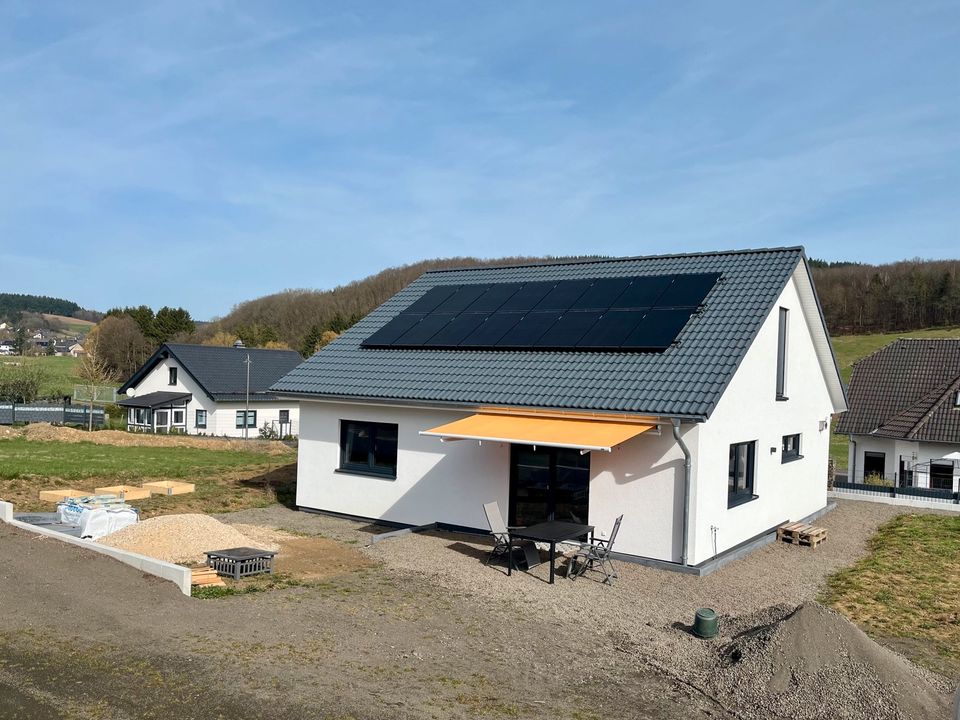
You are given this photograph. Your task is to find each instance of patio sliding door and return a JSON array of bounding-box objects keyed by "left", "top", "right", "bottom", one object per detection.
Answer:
[{"left": 509, "top": 445, "right": 590, "bottom": 527}]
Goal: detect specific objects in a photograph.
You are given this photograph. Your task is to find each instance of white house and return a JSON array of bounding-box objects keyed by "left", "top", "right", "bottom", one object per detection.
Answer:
[
  {"left": 836, "top": 338, "right": 960, "bottom": 493},
  {"left": 118, "top": 343, "right": 302, "bottom": 437},
  {"left": 273, "top": 248, "right": 847, "bottom": 573}
]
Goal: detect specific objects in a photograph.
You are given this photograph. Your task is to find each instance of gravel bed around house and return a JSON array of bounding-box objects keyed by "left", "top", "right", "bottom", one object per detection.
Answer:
[{"left": 220, "top": 500, "right": 955, "bottom": 719}]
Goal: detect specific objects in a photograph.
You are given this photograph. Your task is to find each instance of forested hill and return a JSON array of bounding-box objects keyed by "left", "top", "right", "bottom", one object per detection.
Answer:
[
  {"left": 202, "top": 256, "right": 579, "bottom": 350},
  {"left": 812, "top": 259, "right": 960, "bottom": 334},
  {"left": 0, "top": 293, "right": 81, "bottom": 320},
  {"left": 200, "top": 255, "right": 960, "bottom": 354}
]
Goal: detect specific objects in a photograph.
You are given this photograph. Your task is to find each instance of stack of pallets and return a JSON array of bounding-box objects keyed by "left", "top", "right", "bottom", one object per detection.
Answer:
[
  {"left": 777, "top": 522, "right": 828, "bottom": 548},
  {"left": 191, "top": 566, "right": 226, "bottom": 588}
]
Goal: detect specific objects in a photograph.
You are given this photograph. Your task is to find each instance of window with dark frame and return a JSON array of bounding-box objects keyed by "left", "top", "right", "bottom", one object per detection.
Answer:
[
  {"left": 728, "top": 441, "right": 756, "bottom": 507},
  {"left": 776, "top": 307, "right": 788, "bottom": 400},
  {"left": 279, "top": 409, "right": 290, "bottom": 423},
  {"left": 339, "top": 420, "right": 398, "bottom": 478},
  {"left": 196, "top": 409, "right": 207, "bottom": 429},
  {"left": 955, "top": 390, "right": 960, "bottom": 408},
  {"left": 863, "top": 451, "right": 885, "bottom": 480},
  {"left": 782, "top": 433, "right": 801, "bottom": 462},
  {"left": 235, "top": 410, "right": 257, "bottom": 428},
  {"left": 930, "top": 463, "right": 954, "bottom": 491},
  {"left": 168, "top": 367, "right": 177, "bottom": 385}
]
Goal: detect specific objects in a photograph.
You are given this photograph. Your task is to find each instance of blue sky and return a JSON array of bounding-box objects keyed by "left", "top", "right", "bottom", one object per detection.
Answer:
[{"left": 1, "top": 2, "right": 958, "bottom": 319}]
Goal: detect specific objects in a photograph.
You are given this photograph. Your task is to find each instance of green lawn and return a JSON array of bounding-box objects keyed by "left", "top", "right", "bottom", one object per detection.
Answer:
[
  {"left": 821, "top": 513, "right": 960, "bottom": 677},
  {"left": 0, "top": 355, "right": 80, "bottom": 398},
  {"left": 0, "top": 437, "right": 294, "bottom": 515}
]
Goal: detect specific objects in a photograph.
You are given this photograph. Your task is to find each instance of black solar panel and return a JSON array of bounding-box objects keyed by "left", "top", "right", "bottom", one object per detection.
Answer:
[{"left": 360, "top": 273, "right": 719, "bottom": 352}]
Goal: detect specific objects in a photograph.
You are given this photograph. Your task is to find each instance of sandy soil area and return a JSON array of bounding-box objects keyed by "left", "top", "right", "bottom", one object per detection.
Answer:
[{"left": 0, "top": 522, "right": 724, "bottom": 720}]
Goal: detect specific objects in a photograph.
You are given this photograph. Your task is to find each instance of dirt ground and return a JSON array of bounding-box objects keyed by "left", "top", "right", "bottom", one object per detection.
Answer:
[
  {"left": 18, "top": 422, "right": 295, "bottom": 455},
  {"left": 0, "top": 522, "right": 727, "bottom": 720},
  {"left": 2, "top": 499, "right": 956, "bottom": 719}
]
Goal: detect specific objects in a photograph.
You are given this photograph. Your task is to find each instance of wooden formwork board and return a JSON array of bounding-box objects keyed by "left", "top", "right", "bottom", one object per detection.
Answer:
[
  {"left": 142, "top": 481, "right": 196, "bottom": 496},
  {"left": 191, "top": 567, "right": 226, "bottom": 587},
  {"left": 94, "top": 485, "right": 152, "bottom": 501},
  {"left": 38, "top": 488, "right": 87, "bottom": 502}
]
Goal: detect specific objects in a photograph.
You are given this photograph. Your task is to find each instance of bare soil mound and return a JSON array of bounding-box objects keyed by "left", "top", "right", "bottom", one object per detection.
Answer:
[
  {"left": 99, "top": 514, "right": 282, "bottom": 565},
  {"left": 713, "top": 602, "right": 952, "bottom": 719},
  {"left": 23, "top": 423, "right": 293, "bottom": 455}
]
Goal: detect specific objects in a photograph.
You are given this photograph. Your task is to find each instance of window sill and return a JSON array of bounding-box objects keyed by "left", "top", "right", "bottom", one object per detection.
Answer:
[
  {"left": 335, "top": 467, "right": 397, "bottom": 481},
  {"left": 781, "top": 454, "right": 804, "bottom": 464},
  {"left": 727, "top": 493, "right": 759, "bottom": 509}
]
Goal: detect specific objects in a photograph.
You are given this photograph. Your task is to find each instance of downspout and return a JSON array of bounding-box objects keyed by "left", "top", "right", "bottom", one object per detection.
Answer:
[
  {"left": 850, "top": 437, "right": 857, "bottom": 483},
  {"left": 672, "top": 418, "right": 692, "bottom": 566}
]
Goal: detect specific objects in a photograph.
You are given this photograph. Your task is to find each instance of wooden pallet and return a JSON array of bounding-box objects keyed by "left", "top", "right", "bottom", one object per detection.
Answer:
[
  {"left": 191, "top": 567, "right": 226, "bottom": 587},
  {"left": 777, "top": 522, "right": 828, "bottom": 548}
]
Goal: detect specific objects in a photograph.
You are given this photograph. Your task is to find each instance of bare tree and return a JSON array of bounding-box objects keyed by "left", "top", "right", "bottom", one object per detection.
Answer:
[{"left": 74, "top": 352, "right": 118, "bottom": 431}]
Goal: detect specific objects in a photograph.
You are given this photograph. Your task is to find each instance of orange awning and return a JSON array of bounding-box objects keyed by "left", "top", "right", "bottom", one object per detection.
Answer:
[{"left": 420, "top": 413, "right": 655, "bottom": 453}]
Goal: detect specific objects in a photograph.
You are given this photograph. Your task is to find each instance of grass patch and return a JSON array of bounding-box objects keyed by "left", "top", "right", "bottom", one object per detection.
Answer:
[
  {"left": 0, "top": 355, "right": 80, "bottom": 397},
  {"left": 191, "top": 573, "right": 306, "bottom": 599},
  {"left": 0, "top": 436, "right": 279, "bottom": 481},
  {"left": 0, "top": 437, "right": 295, "bottom": 514},
  {"left": 821, "top": 513, "right": 960, "bottom": 674}
]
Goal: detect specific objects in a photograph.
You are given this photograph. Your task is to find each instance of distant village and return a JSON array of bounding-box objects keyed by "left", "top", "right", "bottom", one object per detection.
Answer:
[{"left": 0, "top": 318, "right": 87, "bottom": 358}]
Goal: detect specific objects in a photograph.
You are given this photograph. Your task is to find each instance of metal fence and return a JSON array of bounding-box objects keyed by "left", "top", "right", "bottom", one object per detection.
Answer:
[
  {"left": 0, "top": 401, "right": 105, "bottom": 427},
  {"left": 832, "top": 479, "right": 960, "bottom": 505}
]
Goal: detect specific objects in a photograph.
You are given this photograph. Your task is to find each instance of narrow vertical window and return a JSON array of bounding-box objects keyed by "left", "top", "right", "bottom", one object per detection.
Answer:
[
  {"left": 169, "top": 367, "right": 178, "bottom": 385},
  {"left": 776, "top": 307, "right": 788, "bottom": 400},
  {"left": 728, "top": 441, "right": 757, "bottom": 507}
]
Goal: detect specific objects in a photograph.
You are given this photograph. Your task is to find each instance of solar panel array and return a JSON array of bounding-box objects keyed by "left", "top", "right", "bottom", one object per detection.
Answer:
[{"left": 361, "top": 273, "right": 721, "bottom": 352}]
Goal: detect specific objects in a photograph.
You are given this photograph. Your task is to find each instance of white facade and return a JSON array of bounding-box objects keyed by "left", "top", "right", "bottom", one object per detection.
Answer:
[
  {"left": 846, "top": 435, "right": 960, "bottom": 492},
  {"left": 294, "top": 266, "right": 841, "bottom": 567},
  {"left": 125, "top": 355, "right": 299, "bottom": 438}
]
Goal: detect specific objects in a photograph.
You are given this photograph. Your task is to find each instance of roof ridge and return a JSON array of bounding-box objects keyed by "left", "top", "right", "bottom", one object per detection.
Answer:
[
  {"left": 421, "top": 246, "right": 805, "bottom": 275},
  {"left": 905, "top": 374, "right": 960, "bottom": 439}
]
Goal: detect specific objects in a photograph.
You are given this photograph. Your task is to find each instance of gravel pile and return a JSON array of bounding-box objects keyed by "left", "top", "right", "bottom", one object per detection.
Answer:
[
  {"left": 22, "top": 423, "right": 293, "bottom": 455},
  {"left": 708, "top": 602, "right": 951, "bottom": 719},
  {"left": 99, "top": 514, "right": 281, "bottom": 565}
]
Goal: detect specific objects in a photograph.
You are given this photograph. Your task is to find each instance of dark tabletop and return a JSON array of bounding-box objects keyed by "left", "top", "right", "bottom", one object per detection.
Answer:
[
  {"left": 205, "top": 547, "right": 277, "bottom": 560},
  {"left": 510, "top": 521, "right": 594, "bottom": 543}
]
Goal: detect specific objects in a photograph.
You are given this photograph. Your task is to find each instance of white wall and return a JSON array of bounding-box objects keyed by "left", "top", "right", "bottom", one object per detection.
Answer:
[
  {"left": 690, "top": 269, "right": 836, "bottom": 565},
  {"left": 126, "top": 356, "right": 299, "bottom": 437},
  {"left": 848, "top": 434, "right": 960, "bottom": 491},
  {"left": 297, "top": 402, "right": 511, "bottom": 530},
  {"left": 296, "top": 401, "right": 694, "bottom": 561}
]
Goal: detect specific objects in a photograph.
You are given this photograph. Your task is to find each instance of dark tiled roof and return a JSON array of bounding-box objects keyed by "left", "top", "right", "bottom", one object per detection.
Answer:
[
  {"left": 120, "top": 343, "right": 303, "bottom": 402},
  {"left": 273, "top": 247, "right": 818, "bottom": 418},
  {"left": 835, "top": 339, "right": 960, "bottom": 442},
  {"left": 118, "top": 391, "right": 192, "bottom": 409}
]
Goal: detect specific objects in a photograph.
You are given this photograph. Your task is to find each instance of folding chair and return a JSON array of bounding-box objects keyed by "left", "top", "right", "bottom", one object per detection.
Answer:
[
  {"left": 482, "top": 502, "right": 538, "bottom": 568},
  {"left": 569, "top": 514, "right": 622, "bottom": 584}
]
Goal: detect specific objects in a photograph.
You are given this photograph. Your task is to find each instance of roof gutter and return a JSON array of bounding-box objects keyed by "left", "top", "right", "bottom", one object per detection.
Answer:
[
  {"left": 269, "top": 391, "right": 710, "bottom": 423},
  {"left": 672, "top": 418, "right": 693, "bottom": 566}
]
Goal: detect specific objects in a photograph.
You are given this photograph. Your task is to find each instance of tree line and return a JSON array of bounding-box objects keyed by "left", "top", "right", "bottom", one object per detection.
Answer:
[
  {"left": 811, "top": 259, "right": 960, "bottom": 334},
  {"left": 0, "top": 292, "right": 81, "bottom": 321}
]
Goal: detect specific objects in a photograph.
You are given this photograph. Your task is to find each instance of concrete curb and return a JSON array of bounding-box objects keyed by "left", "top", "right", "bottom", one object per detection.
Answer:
[
  {"left": 829, "top": 490, "right": 960, "bottom": 513},
  {"left": 0, "top": 500, "right": 191, "bottom": 596}
]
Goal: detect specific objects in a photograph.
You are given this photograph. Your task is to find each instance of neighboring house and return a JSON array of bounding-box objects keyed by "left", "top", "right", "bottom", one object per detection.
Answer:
[
  {"left": 273, "top": 247, "right": 846, "bottom": 572},
  {"left": 835, "top": 338, "right": 960, "bottom": 492},
  {"left": 68, "top": 343, "right": 86, "bottom": 358},
  {"left": 118, "top": 343, "right": 303, "bottom": 437}
]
